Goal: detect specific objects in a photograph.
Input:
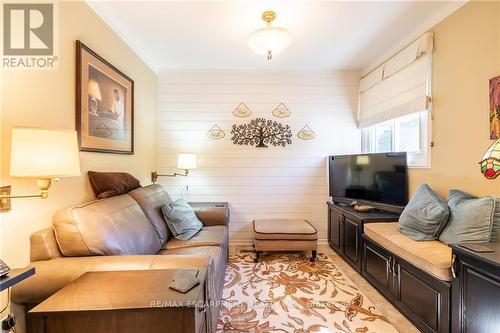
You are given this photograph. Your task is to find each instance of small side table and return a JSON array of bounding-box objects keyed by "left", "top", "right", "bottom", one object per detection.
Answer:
[
  {"left": 450, "top": 242, "right": 500, "bottom": 333},
  {"left": 28, "top": 268, "right": 209, "bottom": 333},
  {"left": 0, "top": 267, "right": 35, "bottom": 292}
]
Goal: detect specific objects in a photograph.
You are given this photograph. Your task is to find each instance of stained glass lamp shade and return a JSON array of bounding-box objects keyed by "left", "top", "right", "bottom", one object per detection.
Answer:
[{"left": 480, "top": 139, "right": 500, "bottom": 179}]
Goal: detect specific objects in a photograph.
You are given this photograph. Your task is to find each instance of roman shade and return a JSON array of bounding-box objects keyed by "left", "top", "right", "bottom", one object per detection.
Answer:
[{"left": 358, "top": 32, "right": 434, "bottom": 128}]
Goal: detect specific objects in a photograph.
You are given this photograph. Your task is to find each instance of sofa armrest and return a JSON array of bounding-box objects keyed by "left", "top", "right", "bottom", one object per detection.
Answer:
[
  {"left": 12, "top": 254, "right": 210, "bottom": 305},
  {"left": 30, "top": 228, "right": 62, "bottom": 262},
  {"left": 189, "top": 202, "right": 229, "bottom": 227}
]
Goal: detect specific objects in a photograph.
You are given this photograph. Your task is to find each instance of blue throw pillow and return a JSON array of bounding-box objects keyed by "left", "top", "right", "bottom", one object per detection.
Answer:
[
  {"left": 439, "top": 190, "right": 496, "bottom": 244},
  {"left": 161, "top": 199, "right": 203, "bottom": 241},
  {"left": 398, "top": 184, "right": 450, "bottom": 241}
]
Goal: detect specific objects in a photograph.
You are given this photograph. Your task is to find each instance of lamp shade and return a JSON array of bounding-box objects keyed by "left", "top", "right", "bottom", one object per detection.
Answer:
[
  {"left": 480, "top": 139, "right": 500, "bottom": 179},
  {"left": 356, "top": 155, "right": 370, "bottom": 166},
  {"left": 10, "top": 127, "right": 81, "bottom": 178},
  {"left": 88, "top": 80, "right": 102, "bottom": 100},
  {"left": 178, "top": 153, "right": 197, "bottom": 170},
  {"left": 248, "top": 26, "right": 291, "bottom": 57}
]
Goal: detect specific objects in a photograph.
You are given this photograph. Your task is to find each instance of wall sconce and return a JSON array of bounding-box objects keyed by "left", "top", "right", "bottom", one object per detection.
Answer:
[
  {"left": 0, "top": 127, "right": 81, "bottom": 212},
  {"left": 151, "top": 153, "right": 197, "bottom": 184}
]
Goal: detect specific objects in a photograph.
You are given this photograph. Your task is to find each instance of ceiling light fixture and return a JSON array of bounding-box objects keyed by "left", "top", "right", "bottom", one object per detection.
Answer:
[{"left": 248, "top": 10, "right": 291, "bottom": 60}]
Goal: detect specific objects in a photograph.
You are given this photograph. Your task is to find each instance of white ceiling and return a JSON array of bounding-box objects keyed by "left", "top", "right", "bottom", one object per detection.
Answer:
[{"left": 87, "top": 1, "right": 465, "bottom": 73}]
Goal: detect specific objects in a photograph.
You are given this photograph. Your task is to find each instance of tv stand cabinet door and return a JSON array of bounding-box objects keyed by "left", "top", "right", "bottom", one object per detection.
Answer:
[
  {"left": 362, "top": 236, "right": 394, "bottom": 301},
  {"left": 328, "top": 206, "right": 342, "bottom": 253},
  {"left": 394, "top": 259, "right": 450, "bottom": 333},
  {"left": 343, "top": 215, "right": 361, "bottom": 271}
]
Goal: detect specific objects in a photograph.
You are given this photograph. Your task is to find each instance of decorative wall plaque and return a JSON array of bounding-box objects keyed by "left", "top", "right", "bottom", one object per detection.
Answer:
[
  {"left": 272, "top": 103, "right": 291, "bottom": 118},
  {"left": 232, "top": 103, "right": 252, "bottom": 118},
  {"left": 207, "top": 124, "right": 226, "bottom": 139},
  {"left": 231, "top": 118, "right": 292, "bottom": 148},
  {"left": 297, "top": 125, "right": 316, "bottom": 140}
]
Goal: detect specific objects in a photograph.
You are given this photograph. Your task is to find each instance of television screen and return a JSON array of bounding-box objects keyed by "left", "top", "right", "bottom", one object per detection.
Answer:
[{"left": 329, "top": 152, "right": 408, "bottom": 206}]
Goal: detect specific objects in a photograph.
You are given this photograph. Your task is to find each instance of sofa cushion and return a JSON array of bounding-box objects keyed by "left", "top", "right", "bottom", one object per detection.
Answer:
[
  {"left": 439, "top": 190, "right": 496, "bottom": 244},
  {"left": 129, "top": 184, "right": 173, "bottom": 245},
  {"left": 159, "top": 246, "right": 223, "bottom": 270},
  {"left": 164, "top": 226, "right": 228, "bottom": 250},
  {"left": 398, "top": 184, "right": 450, "bottom": 241},
  {"left": 53, "top": 195, "right": 162, "bottom": 256},
  {"left": 88, "top": 171, "right": 141, "bottom": 199},
  {"left": 365, "top": 222, "right": 452, "bottom": 281},
  {"left": 161, "top": 199, "right": 203, "bottom": 241},
  {"left": 492, "top": 197, "right": 500, "bottom": 242}
]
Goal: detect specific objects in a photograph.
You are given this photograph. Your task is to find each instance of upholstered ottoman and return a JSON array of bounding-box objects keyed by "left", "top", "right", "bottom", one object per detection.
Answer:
[{"left": 253, "top": 219, "right": 317, "bottom": 262}]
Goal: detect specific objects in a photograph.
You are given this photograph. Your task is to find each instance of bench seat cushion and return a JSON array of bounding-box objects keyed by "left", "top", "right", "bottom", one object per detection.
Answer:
[
  {"left": 364, "top": 222, "right": 452, "bottom": 281},
  {"left": 253, "top": 219, "right": 317, "bottom": 240}
]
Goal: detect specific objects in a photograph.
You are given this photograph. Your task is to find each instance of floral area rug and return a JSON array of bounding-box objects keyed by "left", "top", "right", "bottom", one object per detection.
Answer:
[{"left": 217, "top": 252, "right": 398, "bottom": 333}]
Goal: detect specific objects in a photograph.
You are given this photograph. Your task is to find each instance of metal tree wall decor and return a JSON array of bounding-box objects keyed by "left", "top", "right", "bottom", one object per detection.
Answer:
[{"left": 231, "top": 118, "right": 292, "bottom": 148}]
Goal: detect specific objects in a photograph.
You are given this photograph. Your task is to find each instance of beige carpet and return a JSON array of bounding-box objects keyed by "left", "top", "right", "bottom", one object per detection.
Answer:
[{"left": 217, "top": 252, "right": 399, "bottom": 333}]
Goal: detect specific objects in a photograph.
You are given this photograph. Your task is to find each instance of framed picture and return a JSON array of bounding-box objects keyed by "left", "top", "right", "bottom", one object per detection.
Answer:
[
  {"left": 490, "top": 75, "right": 500, "bottom": 140},
  {"left": 76, "top": 40, "right": 134, "bottom": 154}
]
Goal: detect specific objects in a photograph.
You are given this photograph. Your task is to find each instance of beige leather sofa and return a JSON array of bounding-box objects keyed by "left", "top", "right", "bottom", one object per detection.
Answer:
[{"left": 11, "top": 184, "right": 229, "bottom": 333}]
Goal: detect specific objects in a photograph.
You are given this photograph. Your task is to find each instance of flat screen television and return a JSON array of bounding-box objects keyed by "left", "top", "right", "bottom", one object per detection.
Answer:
[{"left": 329, "top": 152, "right": 408, "bottom": 207}]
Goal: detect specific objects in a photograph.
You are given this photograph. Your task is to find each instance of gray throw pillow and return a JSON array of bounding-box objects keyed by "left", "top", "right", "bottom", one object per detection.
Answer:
[
  {"left": 161, "top": 199, "right": 203, "bottom": 241},
  {"left": 439, "top": 190, "right": 496, "bottom": 244},
  {"left": 398, "top": 184, "right": 450, "bottom": 241}
]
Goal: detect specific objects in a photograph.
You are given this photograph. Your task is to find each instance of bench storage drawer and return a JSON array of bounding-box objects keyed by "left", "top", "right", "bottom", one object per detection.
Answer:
[{"left": 362, "top": 235, "right": 450, "bottom": 333}]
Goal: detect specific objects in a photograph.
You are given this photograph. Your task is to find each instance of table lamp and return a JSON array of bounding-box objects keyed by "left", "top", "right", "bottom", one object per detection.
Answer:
[
  {"left": 88, "top": 80, "right": 102, "bottom": 115},
  {"left": 0, "top": 127, "right": 81, "bottom": 212},
  {"left": 151, "top": 153, "right": 197, "bottom": 184}
]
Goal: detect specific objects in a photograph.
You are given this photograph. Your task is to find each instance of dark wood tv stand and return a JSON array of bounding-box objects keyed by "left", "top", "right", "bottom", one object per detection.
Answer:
[{"left": 327, "top": 201, "right": 400, "bottom": 273}]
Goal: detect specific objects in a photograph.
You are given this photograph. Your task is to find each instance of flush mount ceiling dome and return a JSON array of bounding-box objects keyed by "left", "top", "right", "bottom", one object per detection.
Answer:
[{"left": 248, "top": 10, "right": 291, "bottom": 60}]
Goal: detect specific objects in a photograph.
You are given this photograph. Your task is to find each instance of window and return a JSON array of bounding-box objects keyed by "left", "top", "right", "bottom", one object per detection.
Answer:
[{"left": 361, "top": 110, "right": 429, "bottom": 167}]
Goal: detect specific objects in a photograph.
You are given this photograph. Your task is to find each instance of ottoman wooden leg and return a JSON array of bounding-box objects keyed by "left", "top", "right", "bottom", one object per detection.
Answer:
[
  {"left": 254, "top": 251, "right": 261, "bottom": 263},
  {"left": 310, "top": 250, "right": 317, "bottom": 262}
]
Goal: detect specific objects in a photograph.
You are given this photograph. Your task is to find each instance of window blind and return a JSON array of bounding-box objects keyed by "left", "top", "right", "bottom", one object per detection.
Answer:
[{"left": 358, "top": 32, "right": 434, "bottom": 129}]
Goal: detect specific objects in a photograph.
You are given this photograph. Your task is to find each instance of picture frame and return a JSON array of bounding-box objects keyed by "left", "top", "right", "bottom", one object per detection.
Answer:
[
  {"left": 76, "top": 40, "right": 134, "bottom": 154},
  {"left": 490, "top": 75, "right": 500, "bottom": 140}
]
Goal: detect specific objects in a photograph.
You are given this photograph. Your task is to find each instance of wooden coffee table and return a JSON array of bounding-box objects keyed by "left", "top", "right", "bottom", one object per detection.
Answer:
[{"left": 28, "top": 268, "right": 208, "bottom": 333}]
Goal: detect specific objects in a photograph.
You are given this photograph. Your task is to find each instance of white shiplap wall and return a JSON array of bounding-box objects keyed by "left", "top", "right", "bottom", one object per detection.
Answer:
[{"left": 157, "top": 70, "right": 360, "bottom": 244}]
